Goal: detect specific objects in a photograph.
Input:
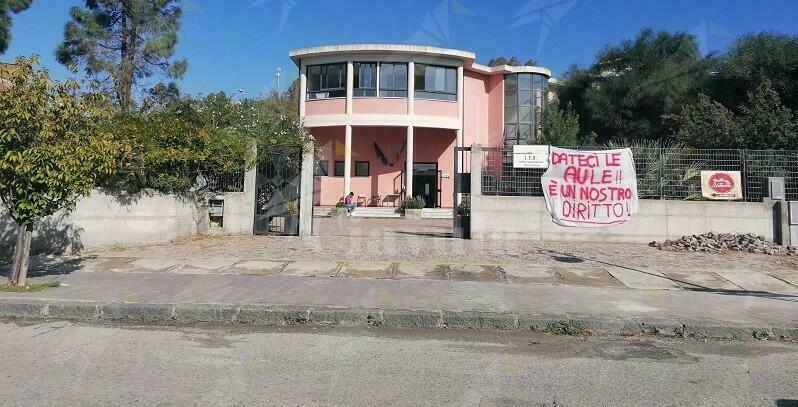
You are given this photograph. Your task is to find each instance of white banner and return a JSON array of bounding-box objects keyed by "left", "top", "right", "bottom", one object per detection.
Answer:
[{"left": 541, "top": 147, "right": 638, "bottom": 227}]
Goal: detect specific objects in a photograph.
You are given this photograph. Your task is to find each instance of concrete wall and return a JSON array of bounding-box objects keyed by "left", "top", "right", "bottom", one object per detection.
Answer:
[
  {"left": 209, "top": 192, "right": 253, "bottom": 235},
  {"left": 463, "top": 70, "right": 490, "bottom": 146},
  {"left": 0, "top": 189, "right": 211, "bottom": 255},
  {"left": 471, "top": 195, "right": 775, "bottom": 243}
]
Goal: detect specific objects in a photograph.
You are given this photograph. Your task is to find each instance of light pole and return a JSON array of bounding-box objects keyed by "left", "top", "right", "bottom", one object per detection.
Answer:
[{"left": 275, "top": 67, "right": 282, "bottom": 99}]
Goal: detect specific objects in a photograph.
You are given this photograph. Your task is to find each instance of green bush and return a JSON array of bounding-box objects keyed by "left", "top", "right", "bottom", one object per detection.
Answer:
[
  {"left": 102, "top": 92, "right": 311, "bottom": 193},
  {"left": 457, "top": 195, "right": 471, "bottom": 216},
  {"left": 285, "top": 200, "right": 298, "bottom": 216},
  {"left": 401, "top": 196, "right": 426, "bottom": 210}
]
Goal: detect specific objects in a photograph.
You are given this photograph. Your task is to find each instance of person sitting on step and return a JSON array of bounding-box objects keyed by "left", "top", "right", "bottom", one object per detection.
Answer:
[{"left": 344, "top": 192, "right": 356, "bottom": 214}]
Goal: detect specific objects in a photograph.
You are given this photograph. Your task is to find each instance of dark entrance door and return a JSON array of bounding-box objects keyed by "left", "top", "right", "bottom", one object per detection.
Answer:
[
  {"left": 412, "top": 163, "right": 438, "bottom": 208},
  {"left": 254, "top": 145, "right": 302, "bottom": 235}
]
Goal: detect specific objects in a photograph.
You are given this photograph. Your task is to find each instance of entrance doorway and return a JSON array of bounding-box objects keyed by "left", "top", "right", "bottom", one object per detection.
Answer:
[{"left": 412, "top": 163, "right": 438, "bottom": 208}]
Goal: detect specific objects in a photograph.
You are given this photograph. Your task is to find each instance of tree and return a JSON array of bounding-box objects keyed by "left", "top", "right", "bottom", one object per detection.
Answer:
[
  {"left": 487, "top": 57, "right": 508, "bottom": 67},
  {"left": 103, "top": 91, "right": 311, "bottom": 193},
  {"left": 738, "top": 79, "right": 797, "bottom": 150},
  {"left": 0, "top": 57, "right": 117, "bottom": 286},
  {"left": 669, "top": 80, "right": 797, "bottom": 150},
  {"left": 487, "top": 56, "right": 538, "bottom": 67},
  {"left": 557, "top": 29, "right": 710, "bottom": 143},
  {"left": 669, "top": 94, "right": 742, "bottom": 149},
  {"left": 0, "top": 0, "right": 31, "bottom": 54},
  {"left": 708, "top": 33, "right": 798, "bottom": 112},
  {"left": 540, "top": 101, "right": 581, "bottom": 146},
  {"left": 140, "top": 81, "right": 180, "bottom": 112},
  {"left": 106, "top": 92, "right": 252, "bottom": 192},
  {"left": 55, "top": 0, "right": 188, "bottom": 111},
  {"left": 552, "top": 65, "right": 597, "bottom": 140}
]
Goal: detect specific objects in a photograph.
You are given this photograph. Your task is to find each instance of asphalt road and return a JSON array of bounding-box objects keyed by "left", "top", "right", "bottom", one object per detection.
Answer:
[{"left": 1, "top": 320, "right": 796, "bottom": 406}]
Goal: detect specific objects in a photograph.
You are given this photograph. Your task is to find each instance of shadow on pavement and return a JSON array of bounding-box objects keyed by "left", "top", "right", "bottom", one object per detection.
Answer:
[
  {"left": 391, "top": 231, "right": 453, "bottom": 238},
  {"left": 537, "top": 248, "right": 798, "bottom": 304},
  {"left": 0, "top": 255, "right": 91, "bottom": 279}
]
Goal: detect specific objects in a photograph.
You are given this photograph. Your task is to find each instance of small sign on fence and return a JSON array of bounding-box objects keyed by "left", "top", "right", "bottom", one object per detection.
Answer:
[
  {"left": 701, "top": 171, "right": 742, "bottom": 200},
  {"left": 541, "top": 147, "right": 638, "bottom": 227},
  {"left": 513, "top": 145, "right": 550, "bottom": 168}
]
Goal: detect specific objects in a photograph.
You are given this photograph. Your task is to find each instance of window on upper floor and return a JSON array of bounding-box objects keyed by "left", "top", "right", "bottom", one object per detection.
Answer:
[
  {"left": 334, "top": 161, "right": 345, "bottom": 177},
  {"left": 307, "top": 63, "right": 347, "bottom": 99},
  {"left": 314, "top": 160, "right": 329, "bottom": 176},
  {"left": 378, "top": 62, "right": 408, "bottom": 97},
  {"left": 353, "top": 62, "right": 377, "bottom": 97},
  {"left": 414, "top": 64, "right": 457, "bottom": 101},
  {"left": 354, "top": 161, "right": 370, "bottom": 177},
  {"left": 504, "top": 73, "right": 547, "bottom": 145}
]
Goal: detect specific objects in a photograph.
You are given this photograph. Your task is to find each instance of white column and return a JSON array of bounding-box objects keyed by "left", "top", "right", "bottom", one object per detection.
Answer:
[
  {"left": 344, "top": 124, "right": 352, "bottom": 196},
  {"left": 242, "top": 142, "right": 258, "bottom": 235},
  {"left": 406, "top": 126, "right": 414, "bottom": 198},
  {"left": 407, "top": 61, "right": 415, "bottom": 115},
  {"left": 455, "top": 66, "right": 466, "bottom": 205},
  {"left": 346, "top": 60, "right": 354, "bottom": 114},
  {"left": 456, "top": 66, "right": 464, "bottom": 147},
  {"left": 299, "top": 63, "right": 306, "bottom": 118},
  {"left": 375, "top": 63, "right": 380, "bottom": 97}
]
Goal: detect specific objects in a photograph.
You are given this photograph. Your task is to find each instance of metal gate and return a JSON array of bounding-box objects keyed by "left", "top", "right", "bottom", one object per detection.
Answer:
[
  {"left": 254, "top": 145, "right": 302, "bottom": 235},
  {"left": 453, "top": 146, "right": 471, "bottom": 238}
]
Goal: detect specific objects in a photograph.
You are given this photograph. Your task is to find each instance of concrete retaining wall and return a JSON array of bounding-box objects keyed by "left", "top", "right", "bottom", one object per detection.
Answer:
[
  {"left": 471, "top": 195, "right": 775, "bottom": 243},
  {"left": 213, "top": 192, "right": 252, "bottom": 235},
  {"left": 1, "top": 165, "right": 259, "bottom": 255},
  {"left": 0, "top": 189, "right": 211, "bottom": 255}
]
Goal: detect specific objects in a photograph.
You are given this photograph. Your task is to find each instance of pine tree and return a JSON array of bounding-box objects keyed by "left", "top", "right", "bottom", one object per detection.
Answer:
[
  {"left": 55, "top": 0, "right": 187, "bottom": 111},
  {"left": 739, "top": 79, "right": 797, "bottom": 150},
  {"left": 0, "top": 0, "right": 32, "bottom": 53}
]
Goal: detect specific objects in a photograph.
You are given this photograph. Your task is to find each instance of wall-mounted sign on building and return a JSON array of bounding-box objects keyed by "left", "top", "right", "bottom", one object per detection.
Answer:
[
  {"left": 512, "top": 145, "right": 550, "bottom": 168},
  {"left": 701, "top": 171, "right": 742, "bottom": 200},
  {"left": 541, "top": 147, "right": 638, "bottom": 227}
]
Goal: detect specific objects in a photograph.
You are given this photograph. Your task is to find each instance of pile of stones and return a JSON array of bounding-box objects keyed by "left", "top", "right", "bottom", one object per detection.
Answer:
[{"left": 649, "top": 232, "right": 798, "bottom": 256}]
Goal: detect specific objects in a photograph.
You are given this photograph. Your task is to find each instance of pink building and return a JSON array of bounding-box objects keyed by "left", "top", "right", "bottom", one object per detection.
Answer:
[{"left": 290, "top": 44, "right": 551, "bottom": 208}]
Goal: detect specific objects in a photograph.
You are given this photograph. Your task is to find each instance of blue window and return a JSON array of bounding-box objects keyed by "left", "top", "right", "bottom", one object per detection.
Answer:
[
  {"left": 307, "top": 63, "right": 347, "bottom": 99},
  {"left": 414, "top": 64, "right": 457, "bottom": 101},
  {"left": 354, "top": 62, "right": 377, "bottom": 97},
  {"left": 379, "top": 63, "right": 408, "bottom": 97}
]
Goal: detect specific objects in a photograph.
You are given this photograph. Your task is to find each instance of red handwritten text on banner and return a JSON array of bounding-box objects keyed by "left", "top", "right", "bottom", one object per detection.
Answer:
[{"left": 541, "top": 147, "right": 638, "bottom": 227}]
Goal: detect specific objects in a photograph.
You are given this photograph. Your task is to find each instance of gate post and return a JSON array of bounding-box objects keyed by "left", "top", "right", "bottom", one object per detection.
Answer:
[
  {"left": 471, "top": 145, "right": 482, "bottom": 196},
  {"left": 243, "top": 143, "right": 257, "bottom": 235},
  {"left": 299, "top": 141, "right": 314, "bottom": 236},
  {"left": 470, "top": 144, "right": 482, "bottom": 240}
]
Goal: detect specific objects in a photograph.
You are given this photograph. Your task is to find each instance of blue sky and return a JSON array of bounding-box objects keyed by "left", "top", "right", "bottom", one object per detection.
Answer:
[{"left": 4, "top": 0, "right": 797, "bottom": 98}]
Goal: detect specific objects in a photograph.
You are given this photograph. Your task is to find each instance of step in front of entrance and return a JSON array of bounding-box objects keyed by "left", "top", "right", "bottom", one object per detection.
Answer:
[
  {"left": 312, "top": 207, "right": 453, "bottom": 219},
  {"left": 421, "top": 209, "right": 453, "bottom": 219},
  {"left": 351, "top": 208, "right": 402, "bottom": 218}
]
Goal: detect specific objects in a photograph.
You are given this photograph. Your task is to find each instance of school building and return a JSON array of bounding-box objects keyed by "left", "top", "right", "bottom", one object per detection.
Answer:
[{"left": 290, "top": 44, "right": 551, "bottom": 208}]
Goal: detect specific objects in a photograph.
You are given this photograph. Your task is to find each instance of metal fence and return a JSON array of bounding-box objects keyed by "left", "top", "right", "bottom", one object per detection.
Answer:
[
  {"left": 481, "top": 146, "right": 798, "bottom": 202},
  {"left": 203, "top": 171, "right": 245, "bottom": 193}
]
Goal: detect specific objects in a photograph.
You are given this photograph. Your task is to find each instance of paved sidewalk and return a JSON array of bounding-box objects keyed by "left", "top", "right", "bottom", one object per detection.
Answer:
[
  {"left": 3, "top": 234, "right": 797, "bottom": 338},
  {"left": 88, "top": 234, "right": 798, "bottom": 274},
  {"left": 12, "top": 251, "right": 798, "bottom": 293},
  {"left": 1, "top": 270, "right": 796, "bottom": 339},
  {"left": 67, "top": 232, "right": 798, "bottom": 293}
]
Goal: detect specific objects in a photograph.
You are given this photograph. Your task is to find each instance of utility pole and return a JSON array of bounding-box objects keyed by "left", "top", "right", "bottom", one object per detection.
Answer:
[{"left": 275, "top": 67, "right": 282, "bottom": 99}]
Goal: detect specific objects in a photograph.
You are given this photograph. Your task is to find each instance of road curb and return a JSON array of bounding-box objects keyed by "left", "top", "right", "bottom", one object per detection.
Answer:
[{"left": 1, "top": 299, "right": 795, "bottom": 340}]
